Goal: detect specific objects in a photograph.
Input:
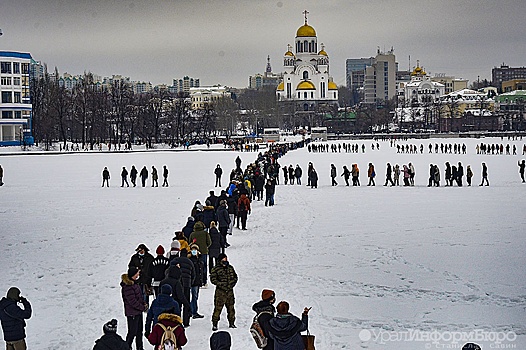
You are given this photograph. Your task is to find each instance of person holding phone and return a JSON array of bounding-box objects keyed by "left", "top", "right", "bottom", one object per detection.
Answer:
[
  {"left": 268, "top": 301, "right": 310, "bottom": 350},
  {"left": 0, "top": 287, "right": 32, "bottom": 350}
]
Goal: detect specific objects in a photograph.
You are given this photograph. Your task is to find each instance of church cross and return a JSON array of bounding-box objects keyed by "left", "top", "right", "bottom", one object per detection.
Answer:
[{"left": 303, "top": 10, "right": 309, "bottom": 24}]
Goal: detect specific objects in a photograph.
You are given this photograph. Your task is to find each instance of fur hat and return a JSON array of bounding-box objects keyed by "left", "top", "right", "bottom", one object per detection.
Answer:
[
  {"left": 276, "top": 301, "right": 289, "bottom": 315},
  {"left": 193, "top": 221, "right": 205, "bottom": 231},
  {"left": 6, "top": 287, "right": 20, "bottom": 301},
  {"left": 217, "top": 253, "right": 227, "bottom": 262},
  {"left": 261, "top": 289, "right": 275, "bottom": 301},
  {"left": 136, "top": 244, "right": 149, "bottom": 252},
  {"left": 156, "top": 245, "right": 165, "bottom": 255},
  {"left": 189, "top": 243, "right": 200, "bottom": 252},
  {"left": 161, "top": 284, "right": 172, "bottom": 295},
  {"left": 210, "top": 221, "right": 217, "bottom": 228},
  {"left": 127, "top": 266, "right": 139, "bottom": 279},
  {"left": 103, "top": 319, "right": 118, "bottom": 334}
]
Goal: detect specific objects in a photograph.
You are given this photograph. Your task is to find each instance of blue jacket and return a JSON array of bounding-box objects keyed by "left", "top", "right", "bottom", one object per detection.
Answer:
[
  {"left": 268, "top": 313, "right": 308, "bottom": 350},
  {"left": 145, "top": 294, "right": 180, "bottom": 333},
  {"left": 0, "top": 297, "right": 32, "bottom": 342}
]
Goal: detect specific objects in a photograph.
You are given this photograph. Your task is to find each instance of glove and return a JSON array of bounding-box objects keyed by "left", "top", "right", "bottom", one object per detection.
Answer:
[{"left": 19, "top": 296, "right": 27, "bottom": 303}]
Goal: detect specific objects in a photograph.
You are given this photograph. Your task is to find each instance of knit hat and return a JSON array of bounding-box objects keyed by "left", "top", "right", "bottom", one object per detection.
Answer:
[
  {"left": 188, "top": 216, "right": 195, "bottom": 222},
  {"left": 276, "top": 301, "right": 289, "bottom": 315},
  {"left": 127, "top": 266, "right": 139, "bottom": 279},
  {"left": 217, "top": 253, "right": 227, "bottom": 262},
  {"left": 156, "top": 245, "right": 165, "bottom": 255},
  {"left": 193, "top": 221, "right": 205, "bottom": 231},
  {"left": 170, "top": 240, "right": 181, "bottom": 251},
  {"left": 161, "top": 284, "right": 172, "bottom": 295},
  {"left": 6, "top": 287, "right": 20, "bottom": 301},
  {"left": 261, "top": 289, "right": 275, "bottom": 301},
  {"left": 136, "top": 243, "right": 149, "bottom": 252},
  {"left": 103, "top": 319, "right": 118, "bottom": 334}
]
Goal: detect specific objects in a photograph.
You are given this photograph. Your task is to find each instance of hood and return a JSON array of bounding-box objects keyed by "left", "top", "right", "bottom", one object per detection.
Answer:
[
  {"left": 167, "top": 266, "right": 182, "bottom": 280},
  {"left": 269, "top": 314, "right": 303, "bottom": 339},
  {"left": 158, "top": 312, "right": 183, "bottom": 325},
  {"left": 210, "top": 331, "right": 232, "bottom": 350},
  {"left": 252, "top": 300, "right": 275, "bottom": 314},
  {"left": 0, "top": 297, "right": 14, "bottom": 310},
  {"left": 204, "top": 205, "right": 215, "bottom": 210},
  {"left": 193, "top": 221, "right": 205, "bottom": 231},
  {"left": 121, "top": 273, "right": 134, "bottom": 286}
]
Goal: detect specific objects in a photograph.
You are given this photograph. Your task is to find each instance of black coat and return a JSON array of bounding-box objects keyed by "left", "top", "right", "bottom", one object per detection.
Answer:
[
  {"left": 160, "top": 266, "right": 191, "bottom": 310},
  {"left": 208, "top": 227, "right": 224, "bottom": 257},
  {"left": 252, "top": 300, "right": 276, "bottom": 350},
  {"left": 226, "top": 195, "right": 238, "bottom": 215},
  {"left": 268, "top": 313, "right": 308, "bottom": 350},
  {"left": 93, "top": 333, "right": 129, "bottom": 350},
  {"left": 182, "top": 220, "right": 195, "bottom": 239},
  {"left": 0, "top": 297, "right": 31, "bottom": 342},
  {"left": 216, "top": 206, "right": 231, "bottom": 228},
  {"left": 210, "top": 330, "right": 231, "bottom": 350},
  {"left": 255, "top": 175, "right": 265, "bottom": 191},
  {"left": 149, "top": 255, "right": 170, "bottom": 285},
  {"left": 189, "top": 255, "right": 204, "bottom": 287},
  {"left": 202, "top": 206, "right": 217, "bottom": 228},
  {"left": 169, "top": 256, "right": 195, "bottom": 288},
  {"left": 128, "top": 252, "right": 155, "bottom": 286}
]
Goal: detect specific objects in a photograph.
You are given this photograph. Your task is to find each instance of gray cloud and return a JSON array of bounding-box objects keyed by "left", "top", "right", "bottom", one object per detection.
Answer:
[{"left": 1, "top": 0, "right": 524, "bottom": 87}]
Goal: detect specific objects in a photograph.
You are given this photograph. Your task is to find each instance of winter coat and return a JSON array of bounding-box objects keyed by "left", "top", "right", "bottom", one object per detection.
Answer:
[
  {"left": 214, "top": 166, "right": 223, "bottom": 177},
  {"left": 169, "top": 256, "right": 195, "bottom": 288},
  {"left": 265, "top": 181, "right": 276, "bottom": 195},
  {"left": 147, "top": 313, "right": 187, "bottom": 348},
  {"left": 252, "top": 300, "right": 276, "bottom": 350},
  {"left": 226, "top": 195, "right": 238, "bottom": 215},
  {"left": 403, "top": 166, "right": 410, "bottom": 178},
  {"left": 128, "top": 252, "right": 155, "bottom": 286},
  {"left": 295, "top": 166, "right": 302, "bottom": 178},
  {"left": 268, "top": 313, "right": 308, "bottom": 350},
  {"left": 182, "top": 219, "right": 195, "bottom": 239},
  {"left": 330, "top": 166, "right": 337, "bottom": 178},
  {"left": 255, "top": 175, "right": 265, "bottom": 191},
  {"left": 216, "top": 205, "right": 231, "bottom": 228},
  {"left": 130, "top": 167, "right": 138, "bottom": 180},
  {"left": 368, "top": 165, "right": 375, "bottom": 178},
  {"left": 309, "top": 170, "right": 318, "bottom": 183},
  {"left": 121, "top": 168, "right": 128, "bottom": 177},
  {"left": 188, "top": 254, "right": 204, "bottom": 287},
  {"left": 0, "top": 297, "right": 32, "bottom": 342},
  {"left": 160, "top": 266, "right": 190, "bottom": 311},
  {"left": 120, "top": 274, "right": 146, "bottom": 317},
  {"left": 93, "top": 332, "right": 129, "bottom": 350},
  {"left": 188, "top": 221, "right": 212, "bottom": 255},
  {"left": 150, "top": 255, "right": 170, "bottom": 286},
  {"left": 202, "top": 206, "right": 217, "bottom": 228},
  {"left": 237, "top": 194, "right": 251, "bottom": 213},
  {"left": 210, "top": 262, "right": 238, "bottom": 292},
  {"left": 210, "top": 330, "right": 232, "bottom": 350},
  {"left": 152, "top": 168, "right": 158, "bottom": 181},
  {"left": 102, "top": 169, "right": 110, "bottom": 180},
  {"left": 145, "top": 294, "right": 181, "bottom": 333},
  {"left": 140, "top": 167, "right": 148, "bottom": 179},
  {"left": 208, "top": 226, "right": 224, "bottom": 257},
  {"left": 207, "top": 194, "right": 220, "bottom": 209}
]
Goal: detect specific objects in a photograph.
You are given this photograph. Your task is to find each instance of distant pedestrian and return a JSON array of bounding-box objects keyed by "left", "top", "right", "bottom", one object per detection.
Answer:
[
  {"left": 294, "top": 165, "right": 302, "bottom": 185},
  {"left": 0, "top": 165, "right": 4, "bottom": 186},
  {"left": 162, "top": 165, "right": 169, "bottom": 187},
  {"left": 466, "top": 165, "right": 473, "bottom": 186},
  {"left": 456, "top": 162, "right": 464, "bottom": 187},
  {"left": 93, "top": 319, "right": 129, "bottom": 350},
  {"left": 384, "top": 163, "right": 394, "bottom": 186},
  {"left": 121, "top": 167, "right": 129, "bottom": 187},
  {"left": 130, "top": 165, "right": 138, "bottom": 187},
  {"left": 479, "top": 162, "right": 489, "bottom": 186},
  {"left": 215, "top": 164, "right": 223, "bottom": 187},
  {"left": 330, "top": 164, "right": 338, "bottom": 186},
  {"left": 518, "top": 160, "right": 525, "bottom": 183},
  {"left": 393, "top": 164, "right": 400, "bottom": 186},
  {"left": 151, "top": 166, "right": 159, "bottom": 187},
  {"left": 409, "top": 162, "right": 415, "bottom": 186},
  {"left": 367, "top": 163, "right": 375, "bottom": 186},
  {"left": 309, "top": 167, "right": 318, "bottom": 189},
  {"left": 140, "top": 166, "right": 148, "bottom": 187},
  {"left": 341, "top": 165, "right": 351, "bottom": 186},
  {"left": 102, "top": 167, "right": 110, "bottom": 187},
  {"left": 0, "top": 287, "right": 32, "bottom": 350}
]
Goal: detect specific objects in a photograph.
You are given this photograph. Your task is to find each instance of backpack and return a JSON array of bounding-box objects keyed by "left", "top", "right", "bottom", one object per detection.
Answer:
[
  {"left": 157, "top": 323, "right": 179, "bottom": 350},
  {"left": 250, "top": 311, "right": 272, "bottom": 349},
  {"left": 238, "top": 200, "right": 246, "bottom": 212}
]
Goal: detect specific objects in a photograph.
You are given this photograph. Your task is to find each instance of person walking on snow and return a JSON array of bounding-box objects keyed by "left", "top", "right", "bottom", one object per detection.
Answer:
[
  {"left": 384, "top": 163, "right": 394, "bottom": 186},
  {"left": 140, "top": 166, "right": 148, "bottom": 187},
  {"left": 151, "top": 166, "right": 159, "bottom": 187},
  {"left": 330, "top": 164, "right": 338, "bottom": 186},
  {"left": 519, "top": 160, "right": 526, "bottom": 183},
  {"left": 210, "top": 253, "right": 238, "bottom": 331},
  {"left": 0, "top": 287, "right": 32, "bottom": 350},
  {"left": 130, "top": 165, "right": 138, "bottom": 187},
  {"left": 121, "top": 167, "right": 129, "bottom": 187},
  {"left": 237, "top": 193, "right": 251, "bottom": 230},
  {"left": 102, "top": 167, "right": 110, "bottom": 187},
  {"left": 479, "top": 162, "right": 489, "bottom": 186},
  {"left": 341, "top": 165, "right": 351, "bottom": 186},
  {"left": 215, "top": 164, "right": 223, "bottom": 187},
  {"left": 162, "top": 165, "right": 169, "bottom": 187},
  {"left": 367, "top": 163, "right": 376, "bottom": 186}
]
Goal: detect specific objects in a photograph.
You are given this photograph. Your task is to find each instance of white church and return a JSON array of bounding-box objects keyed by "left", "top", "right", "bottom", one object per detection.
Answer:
[{"left": 276, "top": 12, "right": 339, "bottom": 111}]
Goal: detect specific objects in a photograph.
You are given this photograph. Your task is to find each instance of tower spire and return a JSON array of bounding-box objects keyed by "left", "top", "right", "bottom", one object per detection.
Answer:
[{"left": 266, "top": 55, "right": 272, "bottom": 73}]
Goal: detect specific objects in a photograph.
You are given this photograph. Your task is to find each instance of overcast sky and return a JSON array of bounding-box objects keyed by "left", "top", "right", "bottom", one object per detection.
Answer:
[{"left": 1, "top": 0, "right": 525, "bottom": 88}]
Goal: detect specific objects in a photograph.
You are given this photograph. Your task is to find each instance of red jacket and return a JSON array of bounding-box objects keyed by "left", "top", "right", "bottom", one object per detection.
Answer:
[
  {"left": 147, "top": 313, "right": 187, "bottom": 348},
  {"left": 237, "top": 194, "right": 251, "bottom": 213}
]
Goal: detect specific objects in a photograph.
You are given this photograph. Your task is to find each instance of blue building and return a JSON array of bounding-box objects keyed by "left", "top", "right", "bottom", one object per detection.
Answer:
[{"left": 0, "top": 51, "right": 34, "bottom": 146}]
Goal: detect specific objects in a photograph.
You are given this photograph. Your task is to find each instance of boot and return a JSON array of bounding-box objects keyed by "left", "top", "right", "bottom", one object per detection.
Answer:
[{"left": 212, "top": 323, "right": 218, "bottom": 331}]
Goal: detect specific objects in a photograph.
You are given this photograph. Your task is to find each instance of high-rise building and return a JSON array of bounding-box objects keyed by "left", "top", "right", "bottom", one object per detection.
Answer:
[
  {"left": 276, "top": 12, "right": 339, "bottom": 112},
  {"left": 0, "top": 51, "right": 34, "bottom": 146},
  {"left": 249, "top": 56, "right": 282, "bottom": 89},
  {"left": 171, "top": 76, "right": 200, "bottom": 95},
  {"left": 492, "top": 64, "right": 526, "bottom": 92},
  {"left": 346, "top": 49, "right": 396, "bottom": 105}
]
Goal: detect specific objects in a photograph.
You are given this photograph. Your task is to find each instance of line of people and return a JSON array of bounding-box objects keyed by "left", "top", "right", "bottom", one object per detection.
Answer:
[{"left": 101, "top": 165, "right": 169, "bottom": 188}]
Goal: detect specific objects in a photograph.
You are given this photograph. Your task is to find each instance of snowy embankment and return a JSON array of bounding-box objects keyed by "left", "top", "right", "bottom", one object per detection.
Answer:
[{"left": 0, "top": 137, "right": 525, "bottom": 349}]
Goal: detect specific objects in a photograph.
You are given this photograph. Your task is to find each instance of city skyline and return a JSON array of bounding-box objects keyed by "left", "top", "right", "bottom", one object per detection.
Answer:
[{"left": 1, "top": 0, "right": 525, "bottom": 88}]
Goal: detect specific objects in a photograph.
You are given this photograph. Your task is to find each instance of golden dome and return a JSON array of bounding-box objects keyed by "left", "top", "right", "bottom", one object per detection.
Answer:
[
  {"left": 328, "top": 81, "right": 338, "bottom": 90},
  {"left": 296, "top": 24, "right": 316, "bottom": 37},
  {"left": 297, "top": 81, "right": 316, "bottom": 90},
  {"left": 277, "top": 82, "right": 284, "bottom": 91},
  {"left": 285, "top": 50, "right": 294, "bottom": 57},
  {"left": 318, "top": 49, "right": 328, "bottom": 56}
]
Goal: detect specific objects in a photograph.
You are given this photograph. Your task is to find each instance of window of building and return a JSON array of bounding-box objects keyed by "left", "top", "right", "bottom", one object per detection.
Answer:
[
  {"left": 2, "top": 111, "right": 13, "bottom": 119},
  {"left": 298, "top": 92, "right": 301, "bottom": 99},
  {"left": 303, "top": 71, "right": 309, "bottom": 80},
  {"left": 13, "top": 77, "right": 20, "bottom": 85},
  {"left": 13, "top": 62, "right": 20, "bottom": 74},
  {"left": 1, "top": 77, "right": 11, "bottom": 85},
  {"left": 14, "top": 92, "right": 21, "bottom": 103},
  {"left": 2, "top": 91, "right": 12, "bottom": 103},
  {"left": 21, "top": 63, "right": 30, "bottom": 74},
  {"left": 311, "top": 92, "right": 314, "bottom": 99},
  {"left": 303, "top": 103, "right": 309, "bottom": 111},
  {"left": 1, "top": 62, "right": 12, "bottom": 74},
  {"left": 15, "top": 111, "right": 22, "bottom": 119},
  {"left": 321, "top": 82, "right": 326, "bottom": 98},
  {"left": 304, "top": 92, "right": 307, "bottom": 99}
]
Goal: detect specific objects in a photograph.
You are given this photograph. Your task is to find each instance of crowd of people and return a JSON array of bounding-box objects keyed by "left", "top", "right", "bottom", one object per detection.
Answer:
[{"left": 102, "top": 165, "right": 170, "bottom": 188}]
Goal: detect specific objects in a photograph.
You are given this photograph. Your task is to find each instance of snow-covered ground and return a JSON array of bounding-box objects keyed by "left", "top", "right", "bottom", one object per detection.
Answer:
[{"left": 1, "top": 137, "right": 525, "bottom": 350}]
